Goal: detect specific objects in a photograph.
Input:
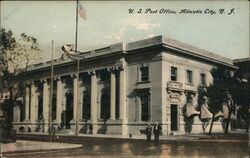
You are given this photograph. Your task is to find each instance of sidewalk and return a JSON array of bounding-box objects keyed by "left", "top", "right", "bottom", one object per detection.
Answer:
[
  {"left": 1, "top": 140, "right": 82, "bottom": 153},
  {"left": 15, "top": 129, "right": 249, "bottom": 143}
]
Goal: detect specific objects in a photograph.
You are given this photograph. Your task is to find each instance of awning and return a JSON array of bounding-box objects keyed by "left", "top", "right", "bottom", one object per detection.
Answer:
[
  {"left": 186, "top": 103, "right": 200, "bottom": 118},
  {"left": 200, "top": 104, "right": 213, "bottom": 119},
  {"left": 214, "top": 111, "right": 224, "bottom": 119},
  {"left": 16, "top": 97, "right": 23, "bottom": 102}
]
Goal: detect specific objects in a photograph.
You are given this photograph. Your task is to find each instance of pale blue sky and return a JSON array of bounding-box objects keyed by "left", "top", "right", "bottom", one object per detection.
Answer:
[{"left": 1, "top": 1, "right": 249, "bottom": 62}]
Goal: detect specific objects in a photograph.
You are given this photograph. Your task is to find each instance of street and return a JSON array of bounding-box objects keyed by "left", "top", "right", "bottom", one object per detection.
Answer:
[{"left": 4, "top": 139, "right": 249, "bottom": 158}]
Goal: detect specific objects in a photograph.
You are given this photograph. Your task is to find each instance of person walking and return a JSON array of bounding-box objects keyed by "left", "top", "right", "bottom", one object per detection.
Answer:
[
  {"left": 146, "top": 123, "right": 152, "bottom": 141},
  {"left": 153, "top": 121, "right": 161, "bottom": 141},
  {"left": 89, "top": 124, "right": 93, "bottom": 135}
]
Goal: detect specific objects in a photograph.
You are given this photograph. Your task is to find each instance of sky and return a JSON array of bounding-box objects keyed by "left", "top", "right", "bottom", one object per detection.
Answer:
[{"left": 1, "top": 1, "right": 249, "bottom": 63}]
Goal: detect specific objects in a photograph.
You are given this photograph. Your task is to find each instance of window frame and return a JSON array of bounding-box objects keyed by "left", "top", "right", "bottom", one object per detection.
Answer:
[
  {"left": 140, "top": 93, "right": 150, "bottom": 121},
  {"left": 200, "top": 73, "right": 206, "bottom": 86},
  {"left": 138, "top": 63, "right": 150, "bottom": 82},
  {"left": 186, "top": 70, "right": 193, "bottom": 84},
  {"left": 140, "top": 66, "right": 149, "bottom": 82},
  {"left": 171, "top": 66, "right": 178, "bottom": 81}
]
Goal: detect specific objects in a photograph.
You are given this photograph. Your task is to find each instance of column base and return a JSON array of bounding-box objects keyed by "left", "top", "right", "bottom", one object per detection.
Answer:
[{"left": 43, "top": 122, "right": 49, "bottom": 133}]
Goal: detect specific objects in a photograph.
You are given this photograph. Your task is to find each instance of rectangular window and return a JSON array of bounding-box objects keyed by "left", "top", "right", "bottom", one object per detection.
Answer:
[
  {"left": 186, "top": 70, "right": 193, "bottom": 84},
  {"left": 171, "top": 67, "right": 177, "bottom": 81},
  {"left": 200, "top": 73, "right": 206, "bottom": 86},
  {"left": 140, "top": 66, "right": 149, "bottom": 81},
  {"left": 140, "top": 94, "right": 149, "bottom": 121}
]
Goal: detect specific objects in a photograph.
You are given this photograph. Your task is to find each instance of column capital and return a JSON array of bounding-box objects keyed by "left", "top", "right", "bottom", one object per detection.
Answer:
[
  {"left": 118, "top": 65, "right": 125, "bottom": 71},
  {"left": 40, "top": 78, "right": 48, "bottom": 83},
  {"left": 107, "top": 67, "right": 116, "bottom": 73},
  {"left": 55, "top": 76, "right": 61, "bottom": 81},
  {"left": 30, "top": 83, "right": 38, "bottom": 93},
  {"left": 24, "top": 81, "right": 33, "bottom": 86},
  {"left": 88, "top": 70, "right": 96, "bottom": 75},
  {"left": 71, "top": 74, "right": 78, "bottom": 78}
]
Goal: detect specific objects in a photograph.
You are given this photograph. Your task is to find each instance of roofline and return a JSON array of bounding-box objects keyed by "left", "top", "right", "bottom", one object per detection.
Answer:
[
  {"left": 27, "top": 35, "right": 237, "bottom": 71},
  {"left": 162, "top": 43, "right": 238, "bottom": 69},
  {"left": 233, "top": 57, "right": 250, "bottom": 64}
]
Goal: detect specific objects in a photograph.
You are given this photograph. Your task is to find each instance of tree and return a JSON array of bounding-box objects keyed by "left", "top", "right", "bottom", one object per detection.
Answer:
[
  {"left": 198, "top": 83, "right": 226, "bottom": 134},
  {"left": 0, "top": 27, "right": 40, "bottom": 130},
  {"left": 198, "top": 66, "right": 249, "bottom": 134},
  {"left": 232, "top": 69, "right": 250, "bottom": 132},
  {"left": 198, "top": 66, "right": 234, "bottom": 134}
]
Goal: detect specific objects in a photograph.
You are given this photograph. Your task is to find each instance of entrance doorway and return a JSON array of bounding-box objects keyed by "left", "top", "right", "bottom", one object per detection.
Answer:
[{"left": 171, "top": 104, "right": 178, "bottom": 131}]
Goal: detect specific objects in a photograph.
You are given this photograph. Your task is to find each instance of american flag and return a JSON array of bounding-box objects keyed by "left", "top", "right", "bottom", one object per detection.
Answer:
[{"left": 78, "top": 2, "right": 87, "bottom": 20}]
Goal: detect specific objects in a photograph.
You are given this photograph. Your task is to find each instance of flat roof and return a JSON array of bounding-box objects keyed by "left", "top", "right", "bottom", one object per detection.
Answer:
[
  {"left": 233, "top": 57, "right": 250, "bottom": 64},
  {"left": 27, "top": 35, "right": 236, "bottom": 71}
]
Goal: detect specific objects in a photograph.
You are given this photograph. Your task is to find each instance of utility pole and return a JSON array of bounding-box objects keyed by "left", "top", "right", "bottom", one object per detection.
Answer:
[{"left": 49, "top": 40, "right": 54, "bottom": 142}]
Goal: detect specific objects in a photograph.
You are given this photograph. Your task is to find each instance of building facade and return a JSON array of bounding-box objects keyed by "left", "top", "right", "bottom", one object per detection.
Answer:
[
  {"left": 12, "top": 36, "right": 237, "bottom": 136},
  {"left": 233, "top": 57, "right": 250, "bottom": 129}
]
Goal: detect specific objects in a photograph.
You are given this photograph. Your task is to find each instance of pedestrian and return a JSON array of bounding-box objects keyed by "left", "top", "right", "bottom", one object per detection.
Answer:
[
  {"left": 28, "top": 125, "right": 31, "bottom": 132},
  {"left": 19, "top": 124, "right": 25, "bottom": 132},
  {"left": 56, "top": 135, "right": 60, "bottom": 142},
  {"left": 153, "top": 121, "right": 161, "bottom": 141},
  {"left": 52, "top": 126, "right": 56, "bottom": 141},
  {"left": 146, "top": 123, "right": 152, "bottom": 141},
  {"left": 89, "top": 124, "right": 93, "bottom": 135}
]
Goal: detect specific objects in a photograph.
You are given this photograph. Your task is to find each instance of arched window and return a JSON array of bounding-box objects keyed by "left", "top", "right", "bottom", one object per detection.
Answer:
[
  {"left": 82, "top": 91, "right": 91, "bottom": 120},
  {"left": 38, "top": 95, "right": 43, "bottom": 120},
  {"left": 65, "top": 90, "right": 73, "bottom": 129},
  {"left": 100, "top": 89, "right": 110, "bottom": 120},
  {"left": 52, "top": 94, "right": 57, "bottom": 120}
]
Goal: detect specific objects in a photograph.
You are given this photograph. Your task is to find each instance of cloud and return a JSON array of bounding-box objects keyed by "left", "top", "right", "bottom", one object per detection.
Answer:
[
  {"left": 117, "top": 15, "right": 161, "bottom": 31},
  {"left": 105, "top": 26, "right": 126, "bottom": 43},
  {"left": 147, "top": 33, "right": 155, "bottom": 38},
  {"left": 104, "top": 16, "right": 161, "bottom": 43},
  {"left": 136, "top": 22, "right": 161, "bottom": 30}
]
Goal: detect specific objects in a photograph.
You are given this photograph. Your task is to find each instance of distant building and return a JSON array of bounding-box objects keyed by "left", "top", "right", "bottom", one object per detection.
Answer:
[
  {"left": 233, "top": 57, "right": 250, "bottom": 82},
  {"left": 12, "top": 36, "right": 238, "bottom": 135},
  {"left": 233, "top": 57, "right": 250, "bottom": 128}
]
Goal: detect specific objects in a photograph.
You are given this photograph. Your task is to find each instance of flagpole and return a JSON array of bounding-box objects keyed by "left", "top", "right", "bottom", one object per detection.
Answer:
[{"left": 75, "top": 0, "right": 80, "bottom": 136}]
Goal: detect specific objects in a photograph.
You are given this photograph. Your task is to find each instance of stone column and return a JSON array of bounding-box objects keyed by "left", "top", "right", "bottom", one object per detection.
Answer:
[
  {"left": 42, "top": 80, "right": 49, "bottom": 132},
  {"left": 119, "top": 59, "right": 128, "bottom": 136},
  {"left": 13, "top": 105, "right": 20, "bottom": 122},
  {"left": 89, "top": 70, "right": 97, "bottom": 134},
  {"left": 56, "top": 77, "right": 63, "bottom": 124},
  {"left": 24, "top": 85, "right": 30, "bottom": 121},
  {"left": 110, "top": 70, "right": 116, "bottom": 120},
  {"left": 30, "top": 83, "right": 38, "bottom": 123}
]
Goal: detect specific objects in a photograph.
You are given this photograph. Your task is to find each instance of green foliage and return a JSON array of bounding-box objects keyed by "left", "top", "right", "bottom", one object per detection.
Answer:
[
  {"left": 198, "top": 65, "right": 249, "bottom": 133},
  {"left": 0, "top": 28, "right": 40, "bottom": 76},
  {"left": 197, "top": 66, "right": 230, "bottom": 113},
  {"left": 0, "top": 27, "right": 40, "bottom": 130},
  {"left": 206, "top": 83, "right": 227, "bottom": 113}
]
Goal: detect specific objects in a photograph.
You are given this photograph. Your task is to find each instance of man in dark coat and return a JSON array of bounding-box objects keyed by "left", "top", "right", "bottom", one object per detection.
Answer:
[
  {"left": 89, "top": 124, "right": 93, "bottom": 135},
  {"left": 153, "top": 121, "right": 161, "bottom": 141},
  {"left": 146, "top": 123, "right": 152, "bottom": 141}
]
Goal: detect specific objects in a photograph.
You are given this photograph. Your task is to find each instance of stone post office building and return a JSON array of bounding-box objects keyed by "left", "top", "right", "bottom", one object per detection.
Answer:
[{"left": 12, "top": 36, "right": 237, "bottom": 136}]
